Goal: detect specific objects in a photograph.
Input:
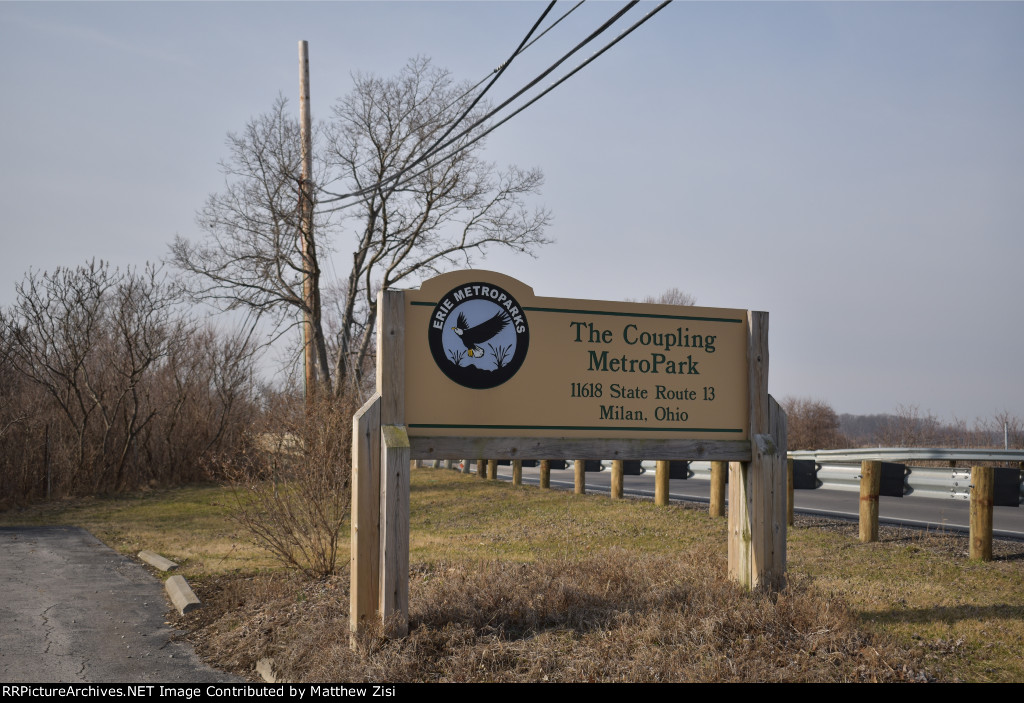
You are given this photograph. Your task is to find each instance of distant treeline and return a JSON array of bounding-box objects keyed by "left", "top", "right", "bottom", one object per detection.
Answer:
[{"left": 785, "top": 397, "right": 1024, "bottom": 451}]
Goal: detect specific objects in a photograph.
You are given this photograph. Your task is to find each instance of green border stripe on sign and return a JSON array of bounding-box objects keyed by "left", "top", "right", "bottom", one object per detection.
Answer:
[
  {"left": 408, "top": 423, "right": 743, "bottom": 433},
  {"left": 410, "top": 300, "right": 743, "bottom": 324}
]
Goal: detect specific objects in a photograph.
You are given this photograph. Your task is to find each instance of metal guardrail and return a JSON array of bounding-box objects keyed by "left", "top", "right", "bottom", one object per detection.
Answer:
[
  {"left": 593, "top": 456, "right": 1023, "bottom": 504},
  {"left": 789, "top": 447, "right": 1024, "bottom": 464},
  {"left": 462, "top": 449, "right": 1024, "bottom": 504},
  {"left": 787, "top": 448, "right": 1024, "bottom": 503}
]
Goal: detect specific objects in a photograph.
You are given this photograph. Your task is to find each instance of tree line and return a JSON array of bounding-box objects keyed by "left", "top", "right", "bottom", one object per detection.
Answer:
[
  {"left": 0, "top": 262, "right": 258, "bottom": 506},
  {"left": 783, "top": 397, "right": 1024, "bottom": 451}
]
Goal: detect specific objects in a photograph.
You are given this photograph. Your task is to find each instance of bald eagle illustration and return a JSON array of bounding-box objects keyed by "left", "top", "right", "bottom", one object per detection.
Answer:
[{"left": 451, "top": 310, "right": 511, "bottom": 359}]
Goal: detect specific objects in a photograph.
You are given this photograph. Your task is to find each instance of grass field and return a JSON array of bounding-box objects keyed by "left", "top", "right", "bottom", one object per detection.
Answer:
[{"left": 2, "top": 468, "right": 1022, "bottom": 682}]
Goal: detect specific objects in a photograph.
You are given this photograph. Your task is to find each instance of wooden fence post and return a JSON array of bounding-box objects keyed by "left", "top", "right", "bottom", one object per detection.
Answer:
[
  {"left": 859, "top": 460, "right": 881, "bottom": 542},
  {"left": 710, "top": 460, "right": 727, "bottom": 517},
  {"left": 574, "top": 459, "right": 585, "bottom": 495},
  {"left": 350, "top": 393, "right": 381, "bottom": 644},
  {"left": 610, "top": 460, "right": 623, "bottom": 499},
  {"left": 655, "top": 460, "right": 669, "bottom": 506},
  {"left": 487, "top": 459, "right": 497, "bottom": 480},
  {"left": 539, "top": 460, "right": 551, "bottom": 489},
  {"left": 787, "top": 457, "right": 794, "bottom": 527},
  {"left": 512, "top": 459, "right": 522, "bottom": 486},
  {"left": 970, "top": 465, "right": 994, "bottom": 561},
  {"left": 477, "top": 459, "right": 485, "bottom": 478}
]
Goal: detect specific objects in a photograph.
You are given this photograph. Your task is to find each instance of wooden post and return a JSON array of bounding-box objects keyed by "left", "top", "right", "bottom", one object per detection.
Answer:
[
  {"left": 350, "top": 393, "right": 381, "bottom": 643},
  {"left": 477, "top": 458, "right": 486, "bottom": 478},
  {"left": 512, "top": 459, "right": 522, "bottom": 486},
  {"left": 710, "top": 460, "right": 727, "bottom": 517},
  {"left": 610, "top": 460, "right": 624, "bottom": 499},
  {"left": 375, "top": 289, "right": 408, "bottom": 636},
  {"left": 655, "top": 460, "right": 669, "bottom": 506},
  {"left": 539, "top": 460, "right": 551, "bottom": 489},
  {"left": 787, "top": 457, "right": 794, "bottom": 527},
  {"left": 574, "top": 459, "right": 585, "bottom": 495},
  {"left": 298, "top": 40, "right": 318, "bottom": 404},
  {"left": 487, "top": 459, "right": 497, "bottom": 480},
  {"left": 380, "top": 425, "right": 410, "bottom": 637},
  {"left": 970, "top": 465, "right": 994, "bottom": 561},
  {"left": 728, "top": 312, "right": 786, "bottom": 591},
  {"left": 859, "top": 460, "right": 881, "bottom": 543}
]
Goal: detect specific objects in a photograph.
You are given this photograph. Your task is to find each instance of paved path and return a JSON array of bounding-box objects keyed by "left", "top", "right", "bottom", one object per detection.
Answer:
[{"left": 0, "top": 526, "right": 241, "bottom": 683}]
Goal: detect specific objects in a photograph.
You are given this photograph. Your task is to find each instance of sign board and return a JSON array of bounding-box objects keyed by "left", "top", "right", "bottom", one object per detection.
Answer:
[
  {"left": 352, "top": 269, "right": 785, "bottom": 640},
  {"left": 404, "top": 270, "right": 750, "bottom": 440}
]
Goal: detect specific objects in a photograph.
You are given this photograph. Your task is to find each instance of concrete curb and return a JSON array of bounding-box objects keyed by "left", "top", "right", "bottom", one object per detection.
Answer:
[
  {"left": 165, "top": 574, "right": 201, "bottom": 615},
  {"left": 256, "top": 658, "right": 278, "bottom": 683},
  {"left": 138, "top": 550, "right": 179, "bottom": 572}
]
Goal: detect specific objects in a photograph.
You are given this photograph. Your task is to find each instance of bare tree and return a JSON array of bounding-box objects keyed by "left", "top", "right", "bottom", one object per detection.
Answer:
[
  {"left": 632, "top": 287, "right": 697, "bottom": 307},
  {"left": 171, "top": 57, "right": 552, "bottom": 396},
  {"left": 1, "top": 261, "right": 258, "bottom": 498},
  {"left": 782, "top": 396, "right": 846, "bottom": 450}
]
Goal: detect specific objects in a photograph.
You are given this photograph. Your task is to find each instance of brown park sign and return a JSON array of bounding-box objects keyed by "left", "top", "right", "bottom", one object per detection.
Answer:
[
  {"left": 404, "top": 270, "right": 750, "bottom": 440},
  {"left": 354, "top": 270, "right": 784, "bottom": 638}
]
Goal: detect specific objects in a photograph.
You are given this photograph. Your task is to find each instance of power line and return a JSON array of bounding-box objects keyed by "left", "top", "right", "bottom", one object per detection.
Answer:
[
  {"left": 322, "top": 1, "right": 671, "bottom": 214},
  {"left": 320, "top": 1, "right": 570, "bottom": 205},
  {"left": 405, "top": 1, "right": 558, "bottom": 188},
  {"left": 321, "top": 1, "right": 641, "bottom": 207}
]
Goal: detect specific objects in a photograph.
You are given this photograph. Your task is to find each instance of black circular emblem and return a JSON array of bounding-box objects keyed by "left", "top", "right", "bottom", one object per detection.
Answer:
[{"left": 428, "top": 281, "right": 530, "bottom": 389}]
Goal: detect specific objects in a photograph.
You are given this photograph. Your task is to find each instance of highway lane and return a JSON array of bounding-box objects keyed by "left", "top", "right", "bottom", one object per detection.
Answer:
[{"left": 462, "top": 462, "right": 1024, "bottom": 540}]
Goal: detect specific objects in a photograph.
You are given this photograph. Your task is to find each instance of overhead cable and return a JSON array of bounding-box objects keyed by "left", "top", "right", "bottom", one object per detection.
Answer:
[{"left": 322, "top": 1, "right": 639, "bottom": 206}]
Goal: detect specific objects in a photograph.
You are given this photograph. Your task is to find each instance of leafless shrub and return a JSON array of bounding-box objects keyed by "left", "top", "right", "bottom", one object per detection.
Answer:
[
  {"left": 0, "top": 261, "right": 258, "bottom": 505},
  {"left": 782, "top": 396, "right": 847, "bottom": 450},
  {"left": 220, "top": 391, "right": 356, "bottom": 578}
]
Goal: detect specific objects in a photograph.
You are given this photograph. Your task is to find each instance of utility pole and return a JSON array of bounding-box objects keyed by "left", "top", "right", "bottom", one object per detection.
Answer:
[{"left": 298, "top": 40, "right": 317, "bottom": 404}]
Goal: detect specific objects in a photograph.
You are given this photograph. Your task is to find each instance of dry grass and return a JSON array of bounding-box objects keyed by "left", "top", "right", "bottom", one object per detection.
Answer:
[
  {"left": 181, "top": 551, "right": 931, "bottom": 683},
  {"left": 4, "top": 466, "right": 1023, "bottom": 681}
]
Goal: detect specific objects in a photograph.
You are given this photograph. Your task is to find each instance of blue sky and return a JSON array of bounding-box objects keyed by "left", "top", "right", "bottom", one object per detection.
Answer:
[{"left": 1, "top": 1, "right": 1022, "bottom": 422}]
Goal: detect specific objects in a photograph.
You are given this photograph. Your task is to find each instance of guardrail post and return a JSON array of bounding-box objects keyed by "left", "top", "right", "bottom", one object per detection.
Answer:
[
  {"left": 710, "top": 460, "right": 727, "bottom": 517},
  {"left": 610, "top": 460, "right": 623, "bottom": 499},
  {"left": 787, "top": 457, "right": 794, "bottom": 527},
  {"left": 860, "top": 460, "right": 881, "bottom": 542},
  {"left": 574, "top": 459, "right": 585, "bottom": 495},
  {"left": 476, "top": 458, "right": 485, "bottom": 478},
  {"left": 487, "top": 459, "right": 497, "bottom": 480},
  {"left": 540, "top": 460, "right": 551, "bottom": 489},
  {"left": 655, "top": 460, "right": 669, "bottom": 506},
  {"left": 512, "top": 459, "right": 522, "bottom": 486},
  {"left": 970, "top": 465, "right": 994, "bottom": 561}
]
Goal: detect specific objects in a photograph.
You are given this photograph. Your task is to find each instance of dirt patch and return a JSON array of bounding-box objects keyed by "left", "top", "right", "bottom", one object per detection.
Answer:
[{"left": 173, "top": 548, "right": 946, "bottom": 682}]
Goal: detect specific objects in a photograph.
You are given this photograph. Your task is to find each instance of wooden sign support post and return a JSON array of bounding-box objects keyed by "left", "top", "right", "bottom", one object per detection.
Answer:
[
  {"left": 727, "top": 312, "right": 786, "bottom": 591},
  {"left": 350, "top": 273, "right": 787, "bottom": 643}
]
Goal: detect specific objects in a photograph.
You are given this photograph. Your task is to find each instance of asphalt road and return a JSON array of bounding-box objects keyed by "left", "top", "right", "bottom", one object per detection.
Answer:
[
  {"left": 0, "top": 526, "right": 241, "bottom": 683},
  {"left": 479, "top": 462, "right": 1024, "bottom": 540}
]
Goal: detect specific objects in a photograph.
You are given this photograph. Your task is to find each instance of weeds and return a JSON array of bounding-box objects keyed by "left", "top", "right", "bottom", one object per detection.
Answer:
[{"left": 218, "top": 392, "right": 357, "bottom": 578}]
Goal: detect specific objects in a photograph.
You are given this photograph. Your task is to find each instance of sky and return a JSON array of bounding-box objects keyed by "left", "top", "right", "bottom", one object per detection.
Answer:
[{"left": 1, "top": 1, "right": 1022, "bottom": 423}]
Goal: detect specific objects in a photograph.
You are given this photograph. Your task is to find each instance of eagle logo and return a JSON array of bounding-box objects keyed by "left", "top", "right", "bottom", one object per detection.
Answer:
[
  {"left": 451, "top": 310, "right": 510, "bottom": 359},
  {"left": 428, "top": 281, "right": 529, "bottom": 389}
]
